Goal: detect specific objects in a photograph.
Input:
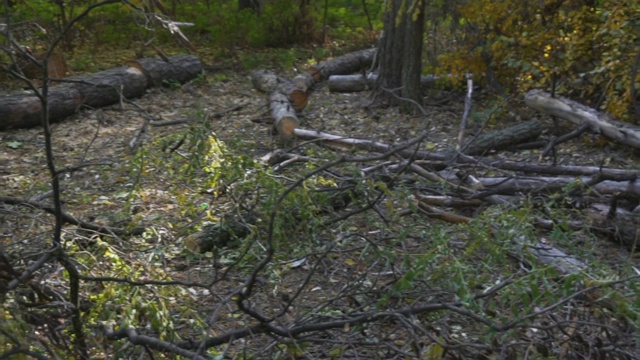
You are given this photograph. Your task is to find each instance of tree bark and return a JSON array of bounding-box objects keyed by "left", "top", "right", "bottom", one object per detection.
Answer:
[
  {"left": 375, "top": 0, "right": 425, "bottom": 112},
  {"left": 270, "top": 92, "right": 299, "bottom": 139},
  {"left": 525, "top": 89, "right": 640, "bottom": 149},
  {"left": 251, "top": 69, "right": 308, "bottom": 111},
  {"left": 0, "top": 55, "right": 203, "bottom": 131},
  {"left": 328, "top": 73, "right": 440, "bottom": 93},
  {"left": 307, "top": 48, "right": 376, "bottom": 83},
  {"left": 462, "top": 119, "right": 543, "bottom": 155}
]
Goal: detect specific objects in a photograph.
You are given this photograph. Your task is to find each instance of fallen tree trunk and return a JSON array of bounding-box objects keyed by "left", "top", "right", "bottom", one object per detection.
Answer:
[
  {"left": 462, "top": 119, "right": 543, "bottom": 155},
  {"left": 328, "top": 73, "right": 441, "bottom": 93},
  {"left": 308, "top": 48, "right": 376, "bottom": 82},
  {"left": 525, "top": 89, "right": 640, "bottom": 149},
  {"left": 0, "top": 55, "right": 203, "bottom": 131},
  {"left": 250, "top": 70, "right": 308, "bottom": 111}
]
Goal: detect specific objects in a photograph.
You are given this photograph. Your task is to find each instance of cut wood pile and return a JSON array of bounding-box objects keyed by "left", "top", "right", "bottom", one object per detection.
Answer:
[
  {"left": 244, "top": 49, "right": 640, "bottom": 275},
  {"left": 0, "top": 54, "right": 203, "bottom": 131},
  {"left": 251, "top": 48, "right": 376, "bottom": 138}
]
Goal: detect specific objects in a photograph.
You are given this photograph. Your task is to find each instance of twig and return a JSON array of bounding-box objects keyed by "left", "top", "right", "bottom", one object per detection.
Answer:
[{"left": 456, "top": 74, "right": 473, "bottom": 151}]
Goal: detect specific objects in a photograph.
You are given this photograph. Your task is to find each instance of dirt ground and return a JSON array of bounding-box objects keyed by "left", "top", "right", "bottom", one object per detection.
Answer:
[{"left": 2, "top": 64, "right": 640, "bottom": 358}]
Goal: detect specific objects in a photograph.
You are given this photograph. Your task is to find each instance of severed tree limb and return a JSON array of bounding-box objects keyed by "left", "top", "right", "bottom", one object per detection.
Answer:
[
  {"left": 307, "top": 48, "right": 376, "bottom": 82},
  {"left": 525, "top": 89, "right": 640, "bottom": 149},
  {"left": 270, "top": 92, "right": 299, "bottom": 139}
]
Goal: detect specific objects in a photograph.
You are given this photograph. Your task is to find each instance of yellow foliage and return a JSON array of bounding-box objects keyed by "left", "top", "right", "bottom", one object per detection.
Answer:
[{"left": 439, "top": 0, "right": 638, "bottom": 121}]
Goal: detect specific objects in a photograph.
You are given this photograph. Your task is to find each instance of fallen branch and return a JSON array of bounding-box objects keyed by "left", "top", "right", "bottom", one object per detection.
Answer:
[
  {"left": 525, "top": 89, "right": 640, "bottom": 149},
  {"left": 293, "top": 128, "right": 640, "bottom": 180}
]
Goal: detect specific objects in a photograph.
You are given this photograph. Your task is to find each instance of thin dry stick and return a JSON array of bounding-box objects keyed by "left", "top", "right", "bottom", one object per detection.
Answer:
[{"left": 456, "top": 73, "right": 473, "bottom": 151}]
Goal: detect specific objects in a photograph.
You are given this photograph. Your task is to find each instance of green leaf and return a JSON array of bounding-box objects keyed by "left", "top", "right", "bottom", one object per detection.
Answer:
[{"left": 6, "top": 141, "right": 21, "bottom": 149}]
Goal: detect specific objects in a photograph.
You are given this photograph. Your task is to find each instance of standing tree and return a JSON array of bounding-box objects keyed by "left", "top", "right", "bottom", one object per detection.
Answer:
[{"left": 375, "top": 0, "right": 425, "bottom": 112}]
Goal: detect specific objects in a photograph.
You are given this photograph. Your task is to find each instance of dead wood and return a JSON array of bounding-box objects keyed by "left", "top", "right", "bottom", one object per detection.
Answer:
[
  {"left": 250, "top": 70, "right": 308, "bottom": 111},
  {"left": 270, "top": 92, "right": 299, "bottom": 139},
  {"left": 0, "top": 54, "right": 203, "bottom": 131},
  {"left": 291, "top": 72, "right": 315, "bottom": 93},
  {"left": 308, "top": 48, "right": 376, "bottom": 82},
  {"left": 462, "top": 119, "right": 543, "bottom": 155},
  {"left": 294, "top": 128, "right": 640, "bottom": 180},
  {"left": 525, "top": 89, "right": 640, "bottom": 149},
  {"left": 476, "top": 176, "right": 640, "bottom": 197},
  {"left": 127, "top": 54, "right": 203, "bottom": 88},
  {"left": 327, "top": 73, "right": 440, "bottom": 93}
]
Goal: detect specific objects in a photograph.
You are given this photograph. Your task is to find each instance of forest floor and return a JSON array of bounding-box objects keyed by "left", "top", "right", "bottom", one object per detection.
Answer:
[{"left": 2, "top": 51, "right": 640, "bottom": 358}]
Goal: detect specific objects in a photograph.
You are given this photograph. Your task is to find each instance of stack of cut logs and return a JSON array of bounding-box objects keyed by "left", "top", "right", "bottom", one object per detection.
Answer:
[{"left": 250, "top": 48, "right": 376, "bottom": 139}]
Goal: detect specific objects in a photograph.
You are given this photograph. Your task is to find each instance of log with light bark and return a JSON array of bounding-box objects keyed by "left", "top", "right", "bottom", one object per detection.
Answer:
[
  {"left": 461, "top": 119, "right": 543, "bottom": 155},
  {"left": 291, "top": 72, "right": 315, "bottom": 93},
  {"left": 307, "top": 48, "right": 376, "bottom": 82},
  {"left": 0, "top": 54, "right": 203, "bottom": 131},
  {"left": 525, "top": 89, "right": 640, "bottom": 149},
  {"left": 250, "top": 70, "right": 308, "bottom": 111},
  {"left": 474, "top": 176, "right": 640, "bottom": 197},
  {"left": 270, "top": 92, "right": 299, "bottom": 139},
  {"left": 327, "top": 73, "right": 441, "bottom": 93}
]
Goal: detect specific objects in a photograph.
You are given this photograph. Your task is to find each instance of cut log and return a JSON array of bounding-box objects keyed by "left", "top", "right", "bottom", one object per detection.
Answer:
[
  {"left": 462, "top": 119, "right": 543, "bottom": 155},
  {"left": 127, "top": 54, "right": 204, "bottom": 87},
  {"left": 291, "top": 72, "right": 315, "bottom": 93},
  {"left": 251, "top": 70, "right": 308, "bottom": 111},
  {"left": 525, "top": 89, "right": 640, "bottom": 149},
  {"left": 0, "top": 54, "right": 203, "bottom": 131},
  {"left": 308, "top": 48, "right": 376, "bottom": 82},
  {"left": 328, "top": 73, "right": 441, "bottom": 93},
  {"left": 270, "top": 92, "right": 299, "bottom": 139}
]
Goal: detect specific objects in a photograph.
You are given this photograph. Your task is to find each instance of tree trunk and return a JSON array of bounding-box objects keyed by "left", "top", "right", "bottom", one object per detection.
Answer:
[
  {"left": 238, "top": 0, "right": 260, "bottom": 12},
  {"left": 375, "top": 0, "right": 425, "bottom": 112},
  {"left": 0, "top": 55, "right": 203, "bottom": 131}
]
